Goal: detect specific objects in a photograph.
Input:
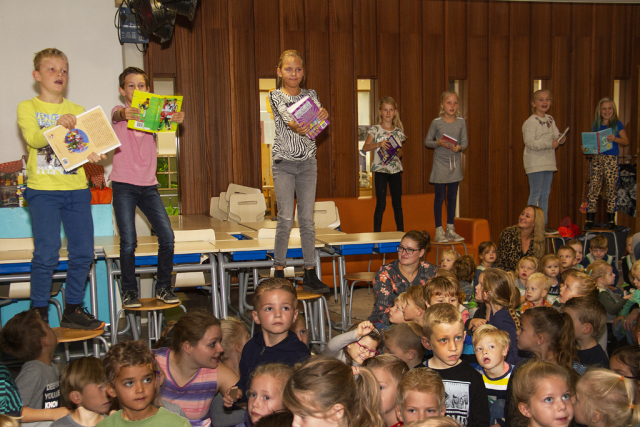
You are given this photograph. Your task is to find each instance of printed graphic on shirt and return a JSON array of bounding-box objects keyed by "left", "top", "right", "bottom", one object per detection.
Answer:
[
  {"left": 35, "top": 111, "right": 77, "bottom": 175},
  {"left": 42, "top": 380, "right": 61, "bottom": 409},
  {"left": 443, "top": 380, "right": 470, "bottom": 426}
]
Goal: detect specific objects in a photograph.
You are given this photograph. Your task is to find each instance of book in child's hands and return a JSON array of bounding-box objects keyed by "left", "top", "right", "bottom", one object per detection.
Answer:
[
  {"left": 286, "top": 95, "right": 329, "bottom": 139},
  {"left": 43, "top": 106, "right": 121, "bottom": 172},
  {"left": 127, "top": 90, "right": 183, "bottom": 133},
  {"left": 441, "top": 134, "right": 458, "bottom": 151},
  {"left": 377, "top": 135, "right": 402, "bottom": 165},
  {"left": 582, "top": 127, "right": 613, "bottom": 154}
]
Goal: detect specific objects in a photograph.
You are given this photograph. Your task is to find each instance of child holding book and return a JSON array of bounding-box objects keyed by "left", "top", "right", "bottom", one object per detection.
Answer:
[
  {"left": 424, "top": 91, "right": 468, "bottom": 243},
  {"left": 362, "top": 96, "right": 406, "bottom": 232}
]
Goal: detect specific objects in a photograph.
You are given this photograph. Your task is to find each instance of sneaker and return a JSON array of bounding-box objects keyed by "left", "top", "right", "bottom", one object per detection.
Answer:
[
  {"left": 302, "top": 268, "right": 330, "bottom": 294},
  {"left": 544, "top": 225, "right": 558, "bottom": 236},
  {"left": 61, "top": 307, "right": 105, "bottom": 330},
  {"left": 434, "top": 227, "right": 448, "bottom": 243},
  {"left": 156, "top": 287, "right": 180, "bottom": 304},
  {"left": 122, "top": 290, "right": 142, "bottom": 308},
  {"left": 446, "top": 225, "right": 464, "bottom": 242}
]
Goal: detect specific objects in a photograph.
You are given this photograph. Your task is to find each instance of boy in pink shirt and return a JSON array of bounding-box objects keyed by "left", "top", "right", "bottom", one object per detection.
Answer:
[{"left": 110, "top": 67, "right": 184, "bottom": 308}]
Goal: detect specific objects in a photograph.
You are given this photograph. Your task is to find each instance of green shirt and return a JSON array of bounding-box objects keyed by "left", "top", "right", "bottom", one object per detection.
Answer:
[{"left": 96, "top": 408, "right": 191, "bottom": 427}]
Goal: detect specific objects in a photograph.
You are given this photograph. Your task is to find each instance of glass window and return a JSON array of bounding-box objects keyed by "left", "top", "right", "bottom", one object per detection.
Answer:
[{"left": 357, "top": 79, "right": 377, "bottom": 197}]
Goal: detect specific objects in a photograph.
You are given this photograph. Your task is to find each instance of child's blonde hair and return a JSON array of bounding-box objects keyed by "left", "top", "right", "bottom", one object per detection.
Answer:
[
  {"left": 377, "top": 96, "right": 404, "bottom": 132},
  {"left": 438, "top": 91, "right": 461, "bottom": 117},
  {"left": 530, "top": 89, "right": 552, "bottom": 114},
  {"left": 537, "top": 254, "right": 560, "bottom": 273},
  {"left": 249, "top": 363, "right": 293, "bottom": 394},
  {"left": 220, "top": 317, "right": 249, "bottom": 363},
  {"left": 283, "top": 356, "right": 384, "bottom": 427},
  {"left": 563, "top": 296, "right": 606, "bottom": 339},
  {"left": 586, "top": 260, "right": 613, "bottom": 284},
  {"left": 0, "top": 415, "right": 20, "bottom": 427},
  {"left": 383, "top": 322, "right": 425, "bottom": 359},
  {"left": 516, "top": 256, "right": 538, "bottom": 272},
  {"left": 33, "top": 47, "right": 68, "bottom": 71},
  {"left": 362, "top": 354, "right": 410, "bottom": 385},
  {"left": 526, "top": 272, "right": 551, "bottom": 292},
  {"left": 472, "top": 324, "right": 510, "bottom": 350},
  {"left": 396, "top": 368, "right": 445, "bottom": 410},
  {"left": 405, "top": 285, "right": 427, "bottom": 312},
  {"left": 422, "top": 303, "right": 463, "bottom": 340},
  {"left": 275, "top": 50, "right": 305, "bottom": 89},
  {"left": 631, "top": 260, "right": 640, "bottom": 278},
  {"left": 253, "top": 278, "right": 298, "bottom": 308},
  {"left": 441, "top": 249, "right": 459, "bottom": 261},
  {"left": 61, "top": 357, "right": 107, "bottom": 409},
  {"left": 482, "top": 269, "right": 520, "bottom": 329},
  {"left": 513, "top": 360, "right": 571, "bottom": 424},
  {"left": 576, "top": 367, "right": 640, "bottom": 427},
  {"left": 592, "top": 97, "right": 621, "bottom": 133},
  {"left": 395, "top": 292, "right": 407, "bottom": 308},
  {"left": 563, "top": 270, "right": 598, "bottom": 299},
  {"left": 403, "top": 417, "right": 459, "bottom": 427}
]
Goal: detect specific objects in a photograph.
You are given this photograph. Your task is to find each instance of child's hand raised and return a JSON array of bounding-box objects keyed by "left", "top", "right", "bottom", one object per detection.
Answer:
[
  {"left": 223, "top": 386, "right": 241, "bottom": 408},
  {"left": 356, "top": 321, "right": 374, "bottom": 339},
  {"left": 119, "top": 107, "right": 141, "bottom": 121}
]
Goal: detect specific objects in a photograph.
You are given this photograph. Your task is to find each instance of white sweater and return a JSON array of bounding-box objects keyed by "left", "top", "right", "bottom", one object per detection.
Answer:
[{"left": 522, "top": 114, "right": 560, "bottom": 174}]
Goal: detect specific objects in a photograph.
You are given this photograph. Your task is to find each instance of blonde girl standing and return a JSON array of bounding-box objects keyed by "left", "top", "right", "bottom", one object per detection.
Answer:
[
  {"left": 424, "top": 91, "right": 468, "bottom": 243},
  {"left": 362, "top": 97, "right": 406, "bottom": 232},
  {"left": 584, "top": 97, "right": 629, "bottom": 230},
  {"left": 269, "top": 49, "right": 329, "bottom": 293},
  {"left": 522, "top": 89, "right": 566, "bottom": 234}
]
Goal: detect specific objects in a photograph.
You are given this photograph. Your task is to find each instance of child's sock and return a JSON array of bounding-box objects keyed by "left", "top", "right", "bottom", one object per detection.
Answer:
[{"left": 64, "top": 302, "right": 81, "bottom": 315}]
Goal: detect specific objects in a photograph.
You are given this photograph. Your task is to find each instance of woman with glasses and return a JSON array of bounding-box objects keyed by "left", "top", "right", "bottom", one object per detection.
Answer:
[
  {"left": 368, "top": 230, "right": 436, "bottom": 329},
  {"left": 324, "top": 320, "right": 383, "bottom": 366}
]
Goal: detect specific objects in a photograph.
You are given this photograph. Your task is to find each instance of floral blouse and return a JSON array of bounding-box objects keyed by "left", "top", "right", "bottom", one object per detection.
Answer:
[
  {"left": 368, "top": 260, "right": 436, "bottom": 325},
  {"left": 368, "top": 125, "right": 406, "bottom": 174}
]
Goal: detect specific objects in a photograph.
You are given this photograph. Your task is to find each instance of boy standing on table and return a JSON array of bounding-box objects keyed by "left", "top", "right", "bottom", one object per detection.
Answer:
[
  {"left": 17, "top": 48, "right": 104, "bottom": 329},
  {"left": 110, "top": 67, "right": 184, "bottom": 308}
]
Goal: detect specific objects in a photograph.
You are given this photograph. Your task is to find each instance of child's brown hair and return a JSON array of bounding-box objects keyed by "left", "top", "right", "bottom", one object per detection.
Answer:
[
  {"left": 478, "top": 241, "right": 497, "bottom": 258},
  {"left": 383, "top": 322, "right": 425, "bottom": 359},
  {"left": 33, "top": 47, "right": 68, "bottom": 71},
  {"left": 362, "top": 354, "right": 410, "bottom": 384},
  {"left": 424, "top": 277, "right": 459, "bottom": 303},
  {"left": 589, "top": 235, "right": 608, "bottom": 251},
  {"left": 61, "top": 357, "right": 107, "bottom": 410},
  {"left": 0, "top": 308, "right": 46, "bottom": 362},
  {"left": 396, "top": 367, "right": 446, "bottom": 410},
  {"left": 520, "top": 307, "right": 577, "bottom": 372},
  {"left": 103, "top": 340, "right": 160, "bottom": 386},
  {"left": 253, "top": 278, "right": 298, "bottom": 308},
  {"left": 557, "top": 245, "right": 577, "bottom": 258},
  {"left": 118, "top": 66, "right": 150, "bottom": 88},
  {"left": 563, "top": 270, "right": 598, "bottom": 299},
  {"left": 276, "top": 50, "right": 306, "bottom": 89},
  {"left": 421, "top": 303, "right": 463, "bottom": 340},
  {"left": 167, "top": 310, "right": 221, "bottom": 359},
  {"left": 563, "top": 296, "right": 606, "bottom": 339},
  {"left": 405, "top": 285, "right": 427, "bottom": 312},
  {"left": 481, "top": 269, "right": 520, "bottom": 329},
  {"left": 453, "top": 255, "right": 476, "bottom": 283},
  {"left": 249, "top": 363, "right": 293, "bottom": 395},
  {"left": 537, "top": 254, "right": 560, "bottom": 273},
  {"left": 344, "top": 326, "right": 384, "bottom": 366}
]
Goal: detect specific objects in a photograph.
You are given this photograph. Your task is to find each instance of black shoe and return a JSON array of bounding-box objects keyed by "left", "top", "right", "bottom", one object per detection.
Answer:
[
  {"left": 302, "top": 268, "right": 330, "bottom": 294},
  {"left": 122, "top": 290, "right": 142, "bottom": 308},
  {"left": 61, "top": 307, "right": 105, "bottom": 330},
  {"left": 35, "top": 306, "right": 49, "bottom": 324},
  {"left": 156, "top": 287, "right": 180, "bottom": 304},
  {"left": 584, "top": 212, "right": 596, "bottom": 231},
  {"left": 273, "top": 269, "right": 285, "bottom": 279},
  {"left": 607, "top": 212, "right": 617, "bottom": 230}
]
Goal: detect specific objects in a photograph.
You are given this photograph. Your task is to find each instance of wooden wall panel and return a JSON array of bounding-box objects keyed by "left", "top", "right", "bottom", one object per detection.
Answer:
[
  {"left": 399, "top": 0, "right": 422, "bottom": 195},
  {"left": 280, "top": 0, "right": 305, "bottom": 54},
  {"left": 593, "top": 4, "right": 614, "bottom": 101},
  {"left": 462, "top": 0, "right": 488, "bottom": 221},
  {"left": 305, "top": 0, "right": 332, "bottom": 198},
  {"left": 254, "top": 0, "right": 280, "bottom": 78},
  {"left": 446, "top": 1, "right": 467, "bottom": 80},
  {"left": 422, "top": 0, "right": 446, "bottom": 195},
  {"left": 530, "top": 3, "right": 551, "bottom": 80},
  {"left": 329, "top": 0, "right": 357, "bottom": 197},
  {"left": 353, "top": 0, "right": 377, "bottom": 78},
  {"left": 377, "top": 0, "right": 400, "bottom": 103},
  {"left": 148, "top": 33, "right": 177, "bottom": 77},
  {"left": 613, "top": 5, "right": 631, "bottom": 80}
]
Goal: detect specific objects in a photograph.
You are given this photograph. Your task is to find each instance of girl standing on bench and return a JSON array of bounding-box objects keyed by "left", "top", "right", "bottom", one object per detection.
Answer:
[
  {"left": 362, "top": 96, "right": 406, "bottom": 232},
  {"left": 268, "top": 49, "right": 329, "bottom": 294}
]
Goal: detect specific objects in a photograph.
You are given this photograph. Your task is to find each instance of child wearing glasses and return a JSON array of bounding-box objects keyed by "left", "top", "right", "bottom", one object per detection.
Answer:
[
  {"left": 369, "top": 231, "right": 437, "bottom": 329},
  {"left": 324, "top": 320, "right": 383, "bottom": 366}
]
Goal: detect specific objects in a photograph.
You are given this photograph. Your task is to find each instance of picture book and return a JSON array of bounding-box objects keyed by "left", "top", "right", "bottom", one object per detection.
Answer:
[
  {"left": 43, "top": 106, "right": 121, "bottom": 172},
  {"left": 286, "top": 95, "right": 329, "bottom": 139},
  {"left": 442, "top": 134, "right": 458, "bottom": 151},
  {"left": 377, "top": 135, "right": 402, "bottom": 165},
  {"left": 582, "top": 127, "right": 613, "bottom": 154},
  {"left": 127, "top": 90, "right": 183, "bottom": 133}
]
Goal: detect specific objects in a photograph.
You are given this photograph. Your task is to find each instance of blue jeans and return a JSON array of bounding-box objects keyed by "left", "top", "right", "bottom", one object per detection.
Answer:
[
  {"left": 272, "top": 158, "right": 317, "bottom": 268},
  {"left": 25, "top": 188, "right": 94, "bottom": 307},
  {"left": 527, "top": 171, "right": 553, "bottom": 223},
  {"left": 112, "top": 181, "right": 174, "bottom": 292}
]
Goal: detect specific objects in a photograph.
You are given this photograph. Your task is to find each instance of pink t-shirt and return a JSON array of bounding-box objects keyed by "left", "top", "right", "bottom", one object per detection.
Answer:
[{"left": 109, "top": 105, "right": 158, "bottom": 186}]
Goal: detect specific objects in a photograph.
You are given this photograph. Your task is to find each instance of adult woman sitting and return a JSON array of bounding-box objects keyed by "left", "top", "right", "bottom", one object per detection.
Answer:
[
  {"left": 369, "top": 230, "right": 437, "bottom": 328},
  {"left": 494, "top": 205, "right": 545, "bottom": 272},
  {"left": 154, "top": 310, "right": 239, "bottom": 427}
]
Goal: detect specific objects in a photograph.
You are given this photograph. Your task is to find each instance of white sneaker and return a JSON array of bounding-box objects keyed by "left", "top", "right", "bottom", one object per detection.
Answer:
[
  {"left": 434, "top": 227, "right": 448, "bottom": 243},
  {"left": 446, "top": 225, "right": 464, "bottom": 242}
]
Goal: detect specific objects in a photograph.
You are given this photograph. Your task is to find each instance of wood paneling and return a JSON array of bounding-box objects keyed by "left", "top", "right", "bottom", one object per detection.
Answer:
[
  {"left": 280, "top": 0, "right": 305, "bottom": 54},
  {"left": 254, "top": 0, "right": 280, "bottom": 78},
  {"left": 353, "top": 0, "right": 377, "bottom": 78},
  {"left": 446, "top": 1, "right": 467, "bottom": 80},
  {"left": 593, "top": 4, "right": 614, "bottom": 100},
  {"left": 377, "top": 0, "right": 400, "bottom": 103},
  {"left": 530, "top": 3, "right": 551, "bottom": 80}
]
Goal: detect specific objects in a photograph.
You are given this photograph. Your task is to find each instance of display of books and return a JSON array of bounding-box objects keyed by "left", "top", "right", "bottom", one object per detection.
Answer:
[
  {"left": 127, "top": 90, "right": 183, "bottom": 133},
  {"left": 43, "top": 107, "right": 121, "bottom": 172},
  {"left": 582, "top": 128, "right": 613, "bottom": 154},
  {"left": 286, "top": 95, "right": 329, "bottom": 139},
  {"left": 377, "top": 135, "right": 402, "bottom": 165}
]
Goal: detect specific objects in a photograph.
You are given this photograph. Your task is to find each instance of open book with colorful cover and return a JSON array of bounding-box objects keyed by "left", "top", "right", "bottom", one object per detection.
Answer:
[
  {"left": 43, "top": 106, "right": 121, "bottom": 172},
  {"left": 582, "top": 127, "right": 613, "bottom": 154},
  {"left": 377, "top": 135, "right": 402, "bottom": 165},
  {"left": 286, "top": 95, "right": 329, "bottom": 139},
  {"left": 127, "top": 90, "right": 183, "bottom": 133}
]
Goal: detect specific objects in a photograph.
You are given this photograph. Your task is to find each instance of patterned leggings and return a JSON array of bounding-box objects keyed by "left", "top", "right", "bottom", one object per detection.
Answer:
[{"left": 587, "top": 154, "right": 619, "bottom": 213}]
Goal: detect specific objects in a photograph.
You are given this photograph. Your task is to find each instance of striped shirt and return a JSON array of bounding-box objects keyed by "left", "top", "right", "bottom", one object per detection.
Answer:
[
  {"left": 478, "top": 363, "right": 513, "bottom": 407},
  {"left": 154, "top": 348, "right": 218, "bottom": 427},
  {"left": 269, "top": 88, "right": 322, "bottom": 161}
]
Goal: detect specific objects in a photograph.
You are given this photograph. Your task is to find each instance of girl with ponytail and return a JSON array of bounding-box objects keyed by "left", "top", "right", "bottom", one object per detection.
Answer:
[
  {"left": 283, "top": 356, "right": 383, "bottom": 427},
  {"left": 480, "top": 268, "right": 522, "bottom": 364}
]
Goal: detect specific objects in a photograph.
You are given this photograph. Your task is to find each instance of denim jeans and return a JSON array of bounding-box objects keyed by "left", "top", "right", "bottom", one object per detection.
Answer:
[
  {"left": 272, "top": 158, "right": 317, "bottom": 268},
  {"left": 24, "top": 188, "right": 94, "bottom": 307},
  {"left": 434, "top": 182, "right": 459, "bottom": 228},
  {"left": 373, "top": 171, "right": 404, "bottom": 232},
  {"left": 527, "top": 171, "right": 553, "bottom": 223},
  {"left": 112, "top": 181, "right": 175, "bottom": 292}
]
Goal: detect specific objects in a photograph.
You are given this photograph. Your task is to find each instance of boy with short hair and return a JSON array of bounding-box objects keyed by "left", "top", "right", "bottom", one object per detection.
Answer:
[
  {"left": 0, "top": 309, "right": 69, "bottom": 427},
  {"left": 567, "top": 239, "right": 585, "bottom": 265},
  {"left": 557, "top": 245, "right": 578, "bottom": 272},
  {"left": 563, "top": 296, "right": 609, "bottom": 368},
  {"left": 363, "top": 354, "right": 410, "bottom": 427},
  {"left": 98, "top": 341, "right": 190, "bottom": 427},
  {"left": 581, "top": 235, "right": 619, "bottom": 283},
  {"left": 395, "top": 368, "right": 446, "bottom": 425},
  {"left": 421, "top": 304, "right": 489, "bottom": 427},
  {"left": 384, "top": 322, "right": 425, "bottom": 369},
  {"left": 519, "top": 273, "right": 552, "bottom": 313},
  {"left": 472, "top": 325, "right": 513, "bottom": 426},
  {"left": 110, "top": 67, "right": 185, "bottom": 308},
  {"left": 452, "top": 255, "right": 475, "bottom": 302},
  {"left": 52, "top": 357, "right": 110, "bottom": 427},
  {"left": 403, "top": 286, "right": 427, "bottom": 322},
  {"left": 17, "top": 48, "right": 104, "bottom": 330}
]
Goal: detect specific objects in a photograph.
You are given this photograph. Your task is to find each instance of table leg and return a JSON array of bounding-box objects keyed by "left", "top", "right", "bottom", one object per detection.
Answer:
[
  {"left": 217, "top": 253, "right": 228, "bottom": 318},
  {"left": 88, "top": 262, "right": 99, "bottom": 357},
  {"left": 106, "top": 258, "right": 118, "bottom": 346},
  {"left": 338, "top": 256, "right": 348, "bottom": 332},
  {"left": 208, "top": 253, "right": 220, "bottom": 318}
]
